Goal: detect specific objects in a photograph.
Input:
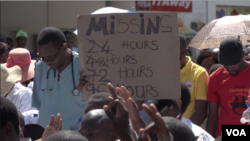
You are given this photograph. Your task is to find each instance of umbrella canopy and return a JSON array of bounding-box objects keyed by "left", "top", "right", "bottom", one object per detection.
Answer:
[
  {"left": 188, "top": 15, "right": 250, "bottom": 50},
  {"left": 74, "top": 7, "right": 134, "bottom": 35}
]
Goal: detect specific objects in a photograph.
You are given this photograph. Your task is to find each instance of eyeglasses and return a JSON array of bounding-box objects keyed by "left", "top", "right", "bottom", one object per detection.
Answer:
[
  {"left": 180, "top": 50, "right": 186, "bottom": 60},
  {"left": 41, "top": 44, "right": 63, "bottom": 62}
]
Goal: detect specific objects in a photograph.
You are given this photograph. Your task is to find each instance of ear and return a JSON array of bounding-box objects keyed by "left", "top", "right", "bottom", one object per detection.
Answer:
[
  {"left": 242, "top": 51, "right": 245, "bottom": 58},
  {"left": 185, "top": 48, "right": 188, "bottom": 53},
  {"left": 21, "top": 126, "right": 24, "bottom": 133},
  {"left": 177, "top": 99, "right": 182, "bottom": 114},
  {"left": 4, "top": 122, "right": 13, "bottom": 136},
  {"left": 62, "top": 43, "right": 68, "bottom": 51},
  {"left": 176, "top": 114, "right": 182, "bottom": 120}
]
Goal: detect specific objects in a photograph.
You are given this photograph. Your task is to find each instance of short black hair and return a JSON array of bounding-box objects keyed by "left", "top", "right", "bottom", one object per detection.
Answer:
[
  {"left": 152, "top": 99, "right": 180, "bottom": 116},
  {"left": 18, "top": 111, "right": 25, "bottom": 127},
  {"left": 196, "top": 50, "right": 219, "bottom": 66},
  {"left": 86, "top": 92, "right": 116, "bottom": 114},
  {"left": 163, "top": 117, "right": 195, "bottom": 141},
  {"left": 6, "top": 37, "right": 13, "bottom": 42},
  {"left": 37, "top": 27, "right": 66, "bottom": 48},
  {"left": 149, "top": 117, "right": 195, "bottom": 141},
  {"left": 209, "top": 64, "right": 223, "bottom": 75},
  {"left": 63, "top": 31, "right": 73, "bottom": 36},
  {"left": 44, "top": 130, "right": 88, "bottom": 141},
  {"left": 152, "top": 82, "right": 190, "bottom": 115},
  {"left": 0, "top": 42, "right": 11, "bottom": 57},
  {"left": 180, "top": 82, "right": 191, "bottom": 114},
  {"left": 178, "top": 35, "right": 187, "bottom": 49},
  {"left": 0, "top": 96, "right": 20, "bottom": 135}
]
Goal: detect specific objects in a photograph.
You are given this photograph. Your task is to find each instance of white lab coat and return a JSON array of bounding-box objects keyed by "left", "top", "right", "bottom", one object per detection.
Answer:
[{"left": 6, "top": 82, "right": 37, "bottom": 113}]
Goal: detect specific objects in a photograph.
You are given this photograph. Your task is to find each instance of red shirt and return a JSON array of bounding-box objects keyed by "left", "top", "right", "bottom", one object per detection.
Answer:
[{"left": 207, "top": 64, "right": 249, "bottom": 138}]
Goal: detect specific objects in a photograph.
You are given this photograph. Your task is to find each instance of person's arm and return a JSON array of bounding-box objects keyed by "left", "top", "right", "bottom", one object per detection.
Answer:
[
  {"left": 190, "top": 70, "right": 208, "bottom": 125},
  {"left": 190, "top": 100, "right": 207, "bottom": 125},
  {"left": 115, "top": 86, "right": 147, "bottom": 134},
  {"left": 206, "top": 102, "right": 219, "bottom": 137},
  {"left": 32, "top": 61, "right": 42, "bottom": 109},
  {"left": 103, "top": 99, "right": 133, "bottom": 141},
  {"left": 139, "top": 103, "right": 172, "bottom": 141},
  {"left": 42, "top": 113, "right": 62, "bottom": 140}
]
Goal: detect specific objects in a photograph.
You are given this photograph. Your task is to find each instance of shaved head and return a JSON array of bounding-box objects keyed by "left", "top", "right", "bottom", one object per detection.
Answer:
[{"left": 79, "top": 109, "right": 116, "bottom": 141}]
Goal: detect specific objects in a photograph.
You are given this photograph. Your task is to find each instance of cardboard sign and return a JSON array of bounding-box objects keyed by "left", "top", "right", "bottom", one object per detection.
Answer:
[{"left": 77, "top": 13, "right": 180, "bottom": 101}]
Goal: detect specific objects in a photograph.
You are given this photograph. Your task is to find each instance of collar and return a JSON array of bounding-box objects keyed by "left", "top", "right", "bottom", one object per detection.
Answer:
[
  {"left": 180, "top": 56, "right": 192, "bottom": 73},
  {"left": 7, "top": 82, "right": 22, "bottom": 96}
]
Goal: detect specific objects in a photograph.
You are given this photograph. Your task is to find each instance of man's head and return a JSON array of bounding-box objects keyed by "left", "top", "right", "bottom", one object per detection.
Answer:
[
  {"left": 162, "top": 117, "right": 195, "bottom": 141},
  {"left": 63, "top": 31, "right": 74, "bottom": 49},
  {"left": 179, "top": 35, "right": 187, "bottom": 69},
  {"left": 6, "top": 38, "right": 14, "bottom": 49},
  {"left": 85, "top": 92, "right": 115, "bottom": 114},
  {"left": 197, "top": 50, "right": 219, "bottom": 72},
  {"left": 219, "top": 37, "right": 245, "bottom": 76},
  {"left": 0, "top": 96, "right": 20, "bottom": 141},
  {"left": 0, "top": 34, "right": 6, "bottom": 42},
  {"left": 37, "top": 27, "right": 68, "bottom": 69},
  {"left": 149, "top": 116, "right": 195, "bottom": 141},
  {"left": 208, "top": 64, "right": 223, "bottom": 75},
  {"left": 18, "top": 111, "right": 25, "bottom": 133},
  {"left": 0, "top": 42, "right": 11, "bottom": 64},
  {"left": 79, "top": 109, "right": 116, "bottom": 141},
  {"left": 44, "top": 130, "right": 88, "bottom": 141},
  {"left": 16, "top": 30, "right": 28, "bottom": 47},
  {"left": 152, "top": 82, "right": 191, "bottom": 117}
]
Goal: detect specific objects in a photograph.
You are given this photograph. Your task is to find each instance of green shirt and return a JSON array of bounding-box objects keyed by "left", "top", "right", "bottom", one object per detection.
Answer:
[{"left": 32, "top": 52, "right": 85, "bottom": 130}]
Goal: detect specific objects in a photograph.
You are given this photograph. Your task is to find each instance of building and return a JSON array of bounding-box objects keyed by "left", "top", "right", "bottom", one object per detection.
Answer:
[{"left": 1, "top": 1, "right": 250, "bottom": 60}]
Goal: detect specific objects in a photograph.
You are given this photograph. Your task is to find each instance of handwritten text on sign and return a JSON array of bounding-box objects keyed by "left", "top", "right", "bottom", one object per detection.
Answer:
[{"left": 77, "top": 13, "right": 180, "bottom": 101}]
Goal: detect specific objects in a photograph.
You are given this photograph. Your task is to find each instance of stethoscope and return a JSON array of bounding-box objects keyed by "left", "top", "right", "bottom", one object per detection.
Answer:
[{"left": 42, "top": 51, "right": 80, "bottom": 96}]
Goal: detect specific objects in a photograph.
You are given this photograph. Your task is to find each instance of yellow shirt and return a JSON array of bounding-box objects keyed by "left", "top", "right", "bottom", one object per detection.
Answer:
[{"left": 181, "top": 56, "right": 208, "bottom": 119}]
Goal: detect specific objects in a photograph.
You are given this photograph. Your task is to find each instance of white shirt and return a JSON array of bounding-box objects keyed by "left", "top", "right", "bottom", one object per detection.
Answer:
[
  {"left": 6, "top": 82, "right": 37, "bottom": 113},
  {"left": 181, "top": 116, "right": 214, "bottom": 141},
  {"left": 27, "top": 81, "right": 33, "bottom": 90},
  {"left": 22, "top": 110, "right": 39, "bottom": 125}
]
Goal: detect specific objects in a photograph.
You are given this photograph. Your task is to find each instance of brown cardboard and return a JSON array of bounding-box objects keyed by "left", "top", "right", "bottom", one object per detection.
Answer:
[{"left": 77, "top": 13, "right": 180, "bottom": 101}]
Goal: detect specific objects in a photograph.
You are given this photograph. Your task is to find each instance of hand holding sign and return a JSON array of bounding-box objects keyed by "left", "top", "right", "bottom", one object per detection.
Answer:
[{"left": 77, "top": 69, "right": 90, "bottom": 91}]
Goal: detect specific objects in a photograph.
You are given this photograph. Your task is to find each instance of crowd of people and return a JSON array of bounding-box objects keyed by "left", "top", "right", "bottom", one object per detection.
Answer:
[{"left": 1, "top": 26, "right": 250, "bottom": 141}]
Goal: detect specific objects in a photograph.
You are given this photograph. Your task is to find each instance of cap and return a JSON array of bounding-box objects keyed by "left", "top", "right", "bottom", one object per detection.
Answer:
[
  {"left": 219, "top": 37, "right": 243, "bottom": 65},
  {"left": 16, "top": 30, "right": 28, "bottom": 39}
]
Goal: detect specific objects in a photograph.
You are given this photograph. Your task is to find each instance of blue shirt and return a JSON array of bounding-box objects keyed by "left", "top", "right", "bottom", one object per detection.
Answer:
[{"left": 32, "top": 52, "right": 86, "bottom": 130}]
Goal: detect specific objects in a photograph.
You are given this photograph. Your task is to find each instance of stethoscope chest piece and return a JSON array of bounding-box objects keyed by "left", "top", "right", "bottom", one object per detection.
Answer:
[{"left": 73, "top": 89, "right": 80, "bottom": 96}]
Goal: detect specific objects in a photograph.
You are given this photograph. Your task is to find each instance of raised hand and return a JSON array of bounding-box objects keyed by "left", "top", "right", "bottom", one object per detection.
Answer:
[
  {"left": 139, "top": 104, "right": 171, "bottom": 141},
  {"left": 42, "top": 113, "right": 62, "bottom": 140},
  {"left": 103, "top": 99, "right": 132, "bottom": 141},
  {"left": 77, "top": 69, "right": 89, "bottom": 91},
  {"left": 116, "top": 86, "right": 141, "bottom": 120}
]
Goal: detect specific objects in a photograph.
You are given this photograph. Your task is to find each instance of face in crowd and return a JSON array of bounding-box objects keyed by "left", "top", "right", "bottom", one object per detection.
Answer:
[
  {"left": 79, "top": 109, "right": 116, "bottom": 141},
  {"left": 16, "top": 36, "right": 27, "bottom": 48}
]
